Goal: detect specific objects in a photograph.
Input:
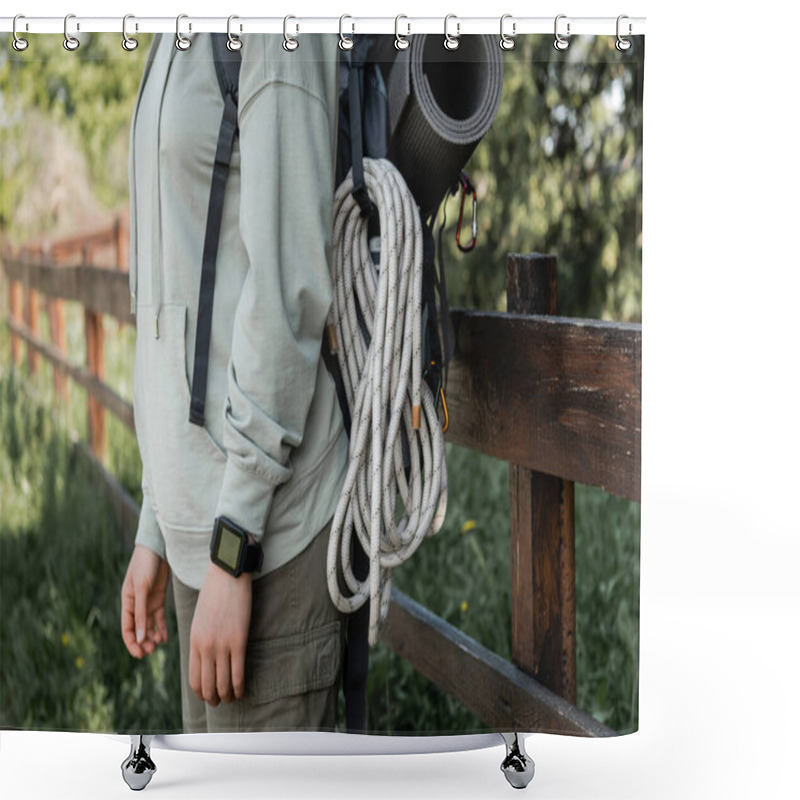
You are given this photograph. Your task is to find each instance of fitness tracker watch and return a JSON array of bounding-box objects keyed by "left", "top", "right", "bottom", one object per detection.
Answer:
[{"left": 209, "top": 516, "right": 264, "bottom": 578}]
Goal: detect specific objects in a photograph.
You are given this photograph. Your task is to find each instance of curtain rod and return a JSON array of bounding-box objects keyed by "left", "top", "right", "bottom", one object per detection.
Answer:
[{"left": 0, "top": 15, "right": 646, "bottom": 37}]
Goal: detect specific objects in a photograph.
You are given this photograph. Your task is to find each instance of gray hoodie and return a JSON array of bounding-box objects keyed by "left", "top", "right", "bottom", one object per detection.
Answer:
[{"left": 129, "top": 32, "right": 348, "bottom": 590}]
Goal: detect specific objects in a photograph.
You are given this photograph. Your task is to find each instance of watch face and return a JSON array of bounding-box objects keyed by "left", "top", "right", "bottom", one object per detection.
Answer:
[{"left": 214, "top": 523, "right": 242, "bottom": 571}]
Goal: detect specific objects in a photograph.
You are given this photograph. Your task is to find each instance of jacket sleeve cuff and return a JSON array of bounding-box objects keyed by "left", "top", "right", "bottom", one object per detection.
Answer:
[
  {"left": 135, "top": 491, "right": 167, "bottom": 560},
  {"left": 214, "top": 457, "right": 277, "bottom": 542}
]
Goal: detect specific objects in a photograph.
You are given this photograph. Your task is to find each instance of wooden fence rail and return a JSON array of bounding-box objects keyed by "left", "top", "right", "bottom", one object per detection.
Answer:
[{"left": 2, "top": 225, "right": 640, "bottom": 737}]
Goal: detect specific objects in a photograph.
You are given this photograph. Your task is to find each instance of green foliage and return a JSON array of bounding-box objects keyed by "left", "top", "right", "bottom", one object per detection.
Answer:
[
  {"left": 0, "top": 358, "right": 181, "bottom": 733},
  {"left": 1, "top": 33, "right": 153, "bottom": 234},
  {"left": 575, "top": 486, "right": 640, "bottom": 732},
  {"left": 0, "top": 319, "right": 639, "bottom": 735},
  {"left": 364, "top": 442, "right": 512, "bottom": 734},
  {"left": 440, "top": 35, "right": 643, "bottom": 321},
  {"left": 362, "top": 443, "right": 640, "bottom": 735}
]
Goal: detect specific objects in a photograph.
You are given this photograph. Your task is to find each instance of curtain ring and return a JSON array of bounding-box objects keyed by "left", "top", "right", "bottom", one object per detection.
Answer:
[
  {"left": 499, "top": 14, "right": 515, "bottom": 51},
  {"left": 63, "top": 13, "right": 79, "bottom": 51},
  {"left": 616, "top": 15, "right": 632, "bottom": 51},
  {"left": 394, "top": 14, "right": 410, "bottom": 50},
  {"left": 339, "top": 14, "right": 354, "bottom": 50},
  {"left": 554, "top": 14, "right": 570, "bottom": 51},
  {"left": 122, "top": 14, "right": 138, "bottom": 51},
  {"left": 12, "top": 15, "right": 29, "bottom": 52},
  {"left": 175, "top": 13, "right": 191, "bottom": 50},
  {"left": 283, "top": 15, "right": 299, "bottom": 51},
  {"left": 227, "top": 15, "right": 242, "bottom": 51},
  {"left": 443, "top": 14, "right": 460, "bottom": 51}
]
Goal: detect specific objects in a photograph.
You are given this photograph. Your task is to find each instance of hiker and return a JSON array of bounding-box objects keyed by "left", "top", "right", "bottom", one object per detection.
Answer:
[{"left": 120, "top": 32, "right": 350, "bottom": 733}]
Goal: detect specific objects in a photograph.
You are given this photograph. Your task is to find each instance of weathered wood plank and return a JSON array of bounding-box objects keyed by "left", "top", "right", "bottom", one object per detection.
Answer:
[
  {"left": 506, "top": 253, "right": 558, "bottom": 317},
  {"left": 507, "top": 253, "right": 577, "bottom": 703},
  {"left": 444, "top": 310, "right": 641, "bottom": 501},
  {"left": 8, "top": 277, "right": 24, "bottom": 366},
  {"left": 49, "top": 225, "right": 123, "bottom": 265},
  {"left": 3, "top": 259, "right": 131, "bottom": 323},
  {"left": 511, "top": 469, "right": 576, "bottom": 699},
  {"left": 3, "top": 255, "right": 640, "bottom": 496},
  {"left": 114, "top": 216, "right": 128, "bottom": 271},
  {"left": 85, "top": 309, "right": 106, "bottom": 458},
  {"left": 47, "top": 297, "right": 68, "bottom": 404},
  {"left": 25, "top": 287, "right": 40, "bottom": 375},
  {"left": 380, "top": 589, "right": 614, "bottom": 736},
  {"left": 5, "top": 317, "right": 134, "bottom": 431}
]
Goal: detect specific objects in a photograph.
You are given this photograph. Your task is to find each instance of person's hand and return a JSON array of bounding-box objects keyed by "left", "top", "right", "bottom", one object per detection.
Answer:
[
  {"left": 189, "top": 562, "right": 253, "bottom": 706},
  {"left": 121, "top": 545, "right": 171, "bottom": 659}
]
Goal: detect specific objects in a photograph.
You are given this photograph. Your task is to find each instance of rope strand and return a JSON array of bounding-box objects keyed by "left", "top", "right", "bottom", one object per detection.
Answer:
[{"left": 326, "top": 158, "right": 448, "bottom": 646}]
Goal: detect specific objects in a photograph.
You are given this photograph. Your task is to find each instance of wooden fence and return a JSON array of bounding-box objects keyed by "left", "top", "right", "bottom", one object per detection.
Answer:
[{"left": 1, "top": 221, "right": 640, "bottom": 737}]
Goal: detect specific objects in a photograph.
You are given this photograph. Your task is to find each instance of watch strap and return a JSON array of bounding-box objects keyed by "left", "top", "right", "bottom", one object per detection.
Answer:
[{"left": 242, "top": 537, "right": 264, "bottom": 574}]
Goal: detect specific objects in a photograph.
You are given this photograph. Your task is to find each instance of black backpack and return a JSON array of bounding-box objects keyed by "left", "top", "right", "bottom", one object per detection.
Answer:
[{"left": 188, "top": 33, "right": 454, "bottom": 733}]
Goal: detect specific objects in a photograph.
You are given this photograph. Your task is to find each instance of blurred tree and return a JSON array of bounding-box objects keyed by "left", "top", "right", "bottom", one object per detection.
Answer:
[
  {"left": 440, "top": 35, "right": 643, "bottom": 321},
  {"left": 0, "top": 33, "right": 154, "bottom": 237},
  {"left": 2, "top": 32, "right": 642, "bottom": 320}
]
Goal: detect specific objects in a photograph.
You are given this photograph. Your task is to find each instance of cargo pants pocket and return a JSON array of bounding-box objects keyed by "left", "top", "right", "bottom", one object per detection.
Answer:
[{"left": 241, "top": 619, "right": 342, "bottom": 731}]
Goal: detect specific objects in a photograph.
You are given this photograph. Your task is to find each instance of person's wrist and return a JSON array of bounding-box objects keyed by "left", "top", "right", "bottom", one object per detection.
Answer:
[{"left": 209, "top": 559, "right": 253, "bottom": 583}]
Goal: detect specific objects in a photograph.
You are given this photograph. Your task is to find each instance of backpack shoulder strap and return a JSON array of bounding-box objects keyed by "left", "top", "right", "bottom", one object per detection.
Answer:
[
  {"left": 210, "top": 33, "right": 241, "bottom": 103},
  {"left": 189, "top": 34, "right": 242, "bottom": 426}
]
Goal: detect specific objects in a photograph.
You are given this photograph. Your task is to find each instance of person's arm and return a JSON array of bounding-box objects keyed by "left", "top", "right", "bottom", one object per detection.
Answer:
[
  {"left": 213, "top": 67, "right": 338, "bottom": 537},
  {"left": 190, "top": 37, "right": 338, "bottom": 706},
  {"left": 122, "top": 484, "right": 170, "bottom": 659}
]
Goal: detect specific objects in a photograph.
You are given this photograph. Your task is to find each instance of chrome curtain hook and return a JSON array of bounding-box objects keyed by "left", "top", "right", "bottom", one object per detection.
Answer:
[
  {"left": 283, "top": 15, "right": 299, "bottom": 51},
  {"left": 227, "top": 15, "right": 242, "bottom": 51},
  {"left": 12, "top": 14, "right": 29, "bottom": 52},
  {"left": 616, "top": 14, "right": 632, "bottom": 51},
  {"left": 394, "top": 15, "right": 410, "bottom": 51},
  {"left": 339, "top": 14, "right": 354, "bottom": 50},
  {"left": 122, "top": 14, "right": 138, "bottom": 51},
  {"left": 175, "top": 13, "right": 191, "bottom": 50},
  {"left": 444, "top": 14, "right": 460, "bottom": 51},
  {"left": 554, "top": 14, "right": 570, "bottom": 51},
  {"left": 63, "top": 13, "right": 79, "bottom": 51},
  {"left": 499, "top": 14, "right": 516, "bottom": 51}
]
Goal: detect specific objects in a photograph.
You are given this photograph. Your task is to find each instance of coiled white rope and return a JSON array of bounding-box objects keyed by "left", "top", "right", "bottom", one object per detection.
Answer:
[{"left": 326, "top": 158, "right": 448, "bottom": 647}]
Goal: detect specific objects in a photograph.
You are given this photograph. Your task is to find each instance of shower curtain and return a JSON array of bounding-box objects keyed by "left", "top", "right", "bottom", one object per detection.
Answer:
[{"left": 0, "top": 23, "right": 643, "bottom": 755}]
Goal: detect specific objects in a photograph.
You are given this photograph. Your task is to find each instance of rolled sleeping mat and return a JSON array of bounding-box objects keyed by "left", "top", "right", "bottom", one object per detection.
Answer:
[{"left": 386, "top": 34, "right": 504, "bottom": 219}]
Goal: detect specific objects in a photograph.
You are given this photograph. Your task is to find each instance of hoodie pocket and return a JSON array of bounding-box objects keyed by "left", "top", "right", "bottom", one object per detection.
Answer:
[{"left": 133, "top": 304, "right": 227, "bottom": 530}]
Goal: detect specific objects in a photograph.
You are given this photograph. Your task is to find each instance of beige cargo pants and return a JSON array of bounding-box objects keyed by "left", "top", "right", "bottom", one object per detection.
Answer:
[{"left": 171, "top": 517, "right": 345, "bottom": 732}]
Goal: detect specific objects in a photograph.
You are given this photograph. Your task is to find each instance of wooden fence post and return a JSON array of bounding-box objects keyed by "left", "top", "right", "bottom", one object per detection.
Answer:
[
  {"left": 44, "top": 247, "right": 69, "bottom": 406},
  {"left": 82, "top": 245, "right": 105, "bottom": 457},
  {"left": 24, "top": 276, "right": 40, "bottom": 376},
  {"left": 85, "top": 309, "right": 105, "bottom": 458},
  {"left": 506, "top": 253, "right": 577, "bottom": 704},
  {"left": 114, "top": 215, "right": 128, "bottom": 270},
  {"left": 9, "top": 276, "right": 23, "bottom": 367}
]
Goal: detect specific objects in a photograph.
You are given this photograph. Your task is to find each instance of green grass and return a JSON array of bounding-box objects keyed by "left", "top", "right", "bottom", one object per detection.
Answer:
[
  {"left": 0, "top": 332, "right": 181, "bottom": 733},
  {"left": 0, "top": 317, "right": 639, "bottom": 734},
  {"left": 361, "top": 445, "right": 640, "bottom": 735}
]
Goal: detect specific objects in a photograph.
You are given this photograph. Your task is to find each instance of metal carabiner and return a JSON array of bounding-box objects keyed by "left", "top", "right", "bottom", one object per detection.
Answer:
[{"left": 456, "top": 171, "right": 478, "bottom": 252}]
